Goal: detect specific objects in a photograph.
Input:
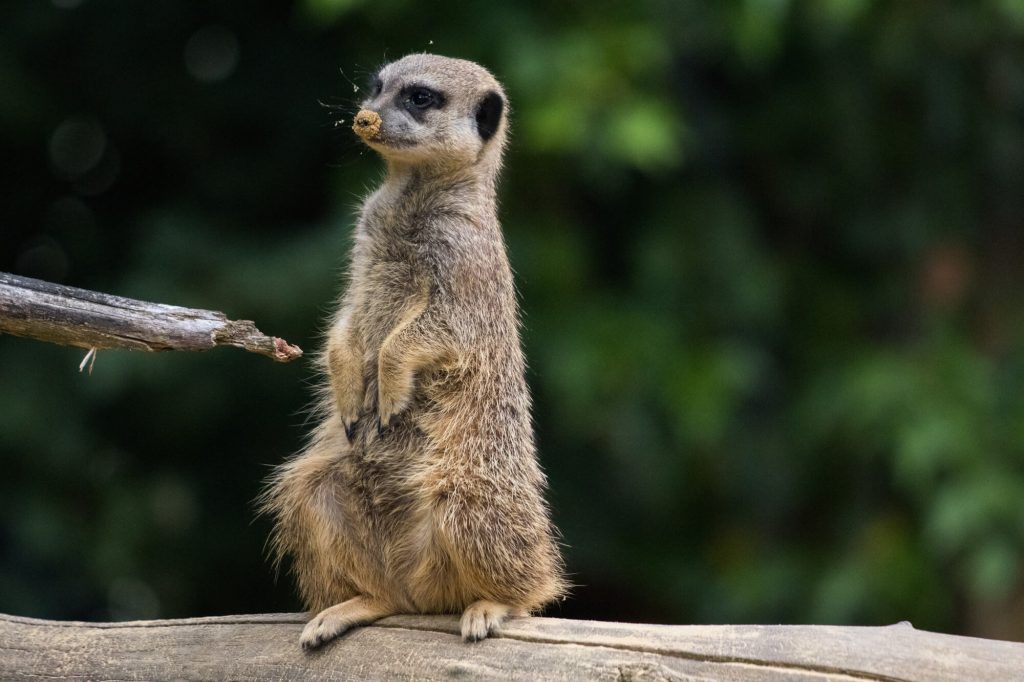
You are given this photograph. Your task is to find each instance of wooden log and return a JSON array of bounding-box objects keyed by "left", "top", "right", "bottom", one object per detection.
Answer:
[
  {"left": 1, "top": 612, "right": 1022, "bottom": 681},
  {"left": 0, "top": 272, "right": 302, "bottom": 362}
]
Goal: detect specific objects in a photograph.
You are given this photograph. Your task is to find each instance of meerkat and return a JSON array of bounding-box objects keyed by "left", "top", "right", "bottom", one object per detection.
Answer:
[{"left": 261, "top": 53, "right": 566, "bottom": 649}]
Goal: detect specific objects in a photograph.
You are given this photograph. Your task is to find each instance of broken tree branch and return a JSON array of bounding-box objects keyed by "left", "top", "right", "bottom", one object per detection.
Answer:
[{"left": 0, "top": 272, "right": 302, "bottom": 362}]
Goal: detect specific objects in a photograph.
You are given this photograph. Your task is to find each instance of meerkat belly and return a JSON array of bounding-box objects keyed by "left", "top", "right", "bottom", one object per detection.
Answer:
[
  {"left": 345, "top": 451, "right": 481, "bottom": 612},
  {"left": 354, "top": 364, "right": 487, "bottom": 611}
]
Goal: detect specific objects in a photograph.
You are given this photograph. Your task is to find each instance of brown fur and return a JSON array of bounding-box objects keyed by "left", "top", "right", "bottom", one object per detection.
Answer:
[{"left": 260, "top": 54, "right": 565, "bottom": 649}]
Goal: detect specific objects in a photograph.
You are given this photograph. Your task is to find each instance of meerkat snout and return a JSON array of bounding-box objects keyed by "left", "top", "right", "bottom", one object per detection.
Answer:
[{"left": 353, "top": 109, "right": 382, "bottom": 140}]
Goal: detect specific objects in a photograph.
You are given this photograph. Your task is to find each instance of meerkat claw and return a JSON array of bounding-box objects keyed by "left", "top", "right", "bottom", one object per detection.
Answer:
[
  {"left": 377, "top": 417, "right": 388, "bottom": 436},
  {"left": 343, "top": 419, "right": 357, "bottom": 441}
]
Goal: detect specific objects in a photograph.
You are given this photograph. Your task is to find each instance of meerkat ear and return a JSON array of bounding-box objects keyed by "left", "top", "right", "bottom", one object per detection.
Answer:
[{"left": 475, "top": 91, "right": 504, "bottom": 142}]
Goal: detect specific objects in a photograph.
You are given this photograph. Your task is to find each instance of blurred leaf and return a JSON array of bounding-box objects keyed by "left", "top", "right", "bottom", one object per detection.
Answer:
[{"left": 603, "top": 97, "right": 685, "bottom": 171}]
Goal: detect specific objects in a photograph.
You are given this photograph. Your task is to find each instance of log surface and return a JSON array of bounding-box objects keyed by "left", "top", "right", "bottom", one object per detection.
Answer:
[
  {"left": 0, "top": 272, "right": 302, "bottom": 362},
  {"left": 2, "top": 612, "right": 1022, "bottom": 681}
]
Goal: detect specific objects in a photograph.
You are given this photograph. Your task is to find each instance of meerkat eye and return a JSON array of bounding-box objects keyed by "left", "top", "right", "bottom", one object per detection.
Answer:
[{"left": 407, "top": 88, "right": 436, "bottom": 109}]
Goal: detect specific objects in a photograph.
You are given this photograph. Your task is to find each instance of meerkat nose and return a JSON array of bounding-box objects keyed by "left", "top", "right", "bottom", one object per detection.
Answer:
[{"left": 353, "top": 109, "right": 382, "bottom": 140}]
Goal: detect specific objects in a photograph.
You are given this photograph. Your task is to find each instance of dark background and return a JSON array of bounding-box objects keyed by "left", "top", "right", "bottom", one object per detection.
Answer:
[{"left": 3, "top": 0, "right": 1024, "bottom": 641}]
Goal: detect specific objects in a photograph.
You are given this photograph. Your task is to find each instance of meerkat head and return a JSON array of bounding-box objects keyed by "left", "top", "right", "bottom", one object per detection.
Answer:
[{"left": 352, "top": 54, "right": 507, "bottom": 172}]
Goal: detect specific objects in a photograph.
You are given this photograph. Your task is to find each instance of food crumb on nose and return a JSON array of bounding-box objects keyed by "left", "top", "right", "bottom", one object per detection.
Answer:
[{"left": 353, "top": 110, "right": 382, "bottom": 140}]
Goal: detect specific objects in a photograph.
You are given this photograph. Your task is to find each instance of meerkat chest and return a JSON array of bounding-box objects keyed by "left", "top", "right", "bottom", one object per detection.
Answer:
[{"left": 351, "top": 196, "right": 434, "bottom": 347}]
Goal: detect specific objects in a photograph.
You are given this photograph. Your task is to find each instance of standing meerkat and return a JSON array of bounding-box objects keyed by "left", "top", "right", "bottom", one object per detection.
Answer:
[{"left": 262, "top": 53, "right": 566, "bottom": 649}]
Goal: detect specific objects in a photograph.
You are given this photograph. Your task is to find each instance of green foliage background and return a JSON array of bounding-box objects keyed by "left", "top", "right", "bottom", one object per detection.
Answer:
[{"left": 3, "top": 0, "right": 1024, "bottom": 639}]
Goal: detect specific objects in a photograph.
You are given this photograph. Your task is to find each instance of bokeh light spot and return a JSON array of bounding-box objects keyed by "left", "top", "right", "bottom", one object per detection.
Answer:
[
  {"left": 49, "top": 117, "right": 106, "bottom": 178},
  {"left": 184, "top": 25, "right": 240, "bottom": 83}
]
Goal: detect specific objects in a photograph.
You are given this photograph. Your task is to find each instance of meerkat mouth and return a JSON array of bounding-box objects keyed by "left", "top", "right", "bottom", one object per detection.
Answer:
[
  {"left": 352, "top": 109, "right": 382, "bottom": 141},
  {"left": 352, "top": 110, "right": 416, "bottom": 153}
]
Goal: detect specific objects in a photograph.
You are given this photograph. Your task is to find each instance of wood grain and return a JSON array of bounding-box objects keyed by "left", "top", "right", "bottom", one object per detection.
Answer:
[
  {"left": 0, "top": 272, "right": 302, "bottom": 362},
  {"left": 2, "top": 612, "right": 1022, "bottom": 681}
]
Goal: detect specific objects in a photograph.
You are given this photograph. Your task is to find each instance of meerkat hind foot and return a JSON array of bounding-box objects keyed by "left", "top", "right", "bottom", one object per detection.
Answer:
[
  {"left": 460, "top": 600, "right": 526, "bottom": 642},
  {"left": 300, "top": 596, "right": 392, "bottom": 651}
]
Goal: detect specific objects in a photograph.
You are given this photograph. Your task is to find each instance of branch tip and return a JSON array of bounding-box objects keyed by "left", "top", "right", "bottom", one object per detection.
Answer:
[{"left": 272, "top": 337, "right": 303, "bottom": 362}]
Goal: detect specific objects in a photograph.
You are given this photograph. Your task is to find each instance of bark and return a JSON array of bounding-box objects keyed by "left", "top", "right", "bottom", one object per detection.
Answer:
[
  {"left": 1, "top": 612, "right": 1022, "bottom": 681},
  {"left": 0, "top": 272, "right": 302, "bottom": 362}
]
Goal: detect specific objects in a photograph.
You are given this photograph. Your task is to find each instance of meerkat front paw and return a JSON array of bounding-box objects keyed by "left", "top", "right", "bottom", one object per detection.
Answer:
[
  {"left": 459, "top": 600, "right": 525, "bottom": 642},
  {"left": 331, "top": 371, "right": 363, "bottom": 440},
  {"left": 326, "top": 340, "right": 364, "bottom": 441},
  {"left": 376, "top": 365, "right": 414, "bottom": 430}
]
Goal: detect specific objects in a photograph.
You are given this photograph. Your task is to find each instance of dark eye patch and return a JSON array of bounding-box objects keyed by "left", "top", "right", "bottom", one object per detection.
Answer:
[
  {"left": 398, "top": 84, "right": 446, "bottom": 121},
  {"left": 408, "top": 88, "right": 434, "bottom": 108}
]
